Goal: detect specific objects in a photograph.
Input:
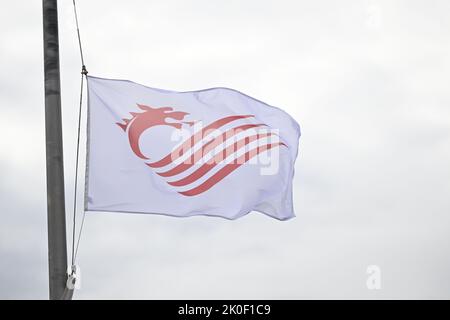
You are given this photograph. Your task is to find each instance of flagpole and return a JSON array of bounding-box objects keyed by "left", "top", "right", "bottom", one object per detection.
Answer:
[{"left": 42, "top": 0, "right": 73, "bottom": 300}]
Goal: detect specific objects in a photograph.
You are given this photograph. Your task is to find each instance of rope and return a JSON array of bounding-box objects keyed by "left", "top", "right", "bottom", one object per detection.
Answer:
[
  {"left": 73, "top": 0, "right": 86, "bottom": 69},
  {"left": 71, "top": 73, "right": 84, "bottom": 266},
  {"left": 71, "top": 0, "right": 88, "bottom": 267}
]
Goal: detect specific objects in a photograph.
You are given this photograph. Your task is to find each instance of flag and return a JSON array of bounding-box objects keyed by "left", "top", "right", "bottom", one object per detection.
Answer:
[{"left": 85, "top": 76, "right": 300, "bottom": 220}]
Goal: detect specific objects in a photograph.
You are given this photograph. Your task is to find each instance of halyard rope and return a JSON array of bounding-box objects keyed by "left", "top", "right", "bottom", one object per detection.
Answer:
[{"left": 71, "top": 0, "right": 88, "bottom": 266}]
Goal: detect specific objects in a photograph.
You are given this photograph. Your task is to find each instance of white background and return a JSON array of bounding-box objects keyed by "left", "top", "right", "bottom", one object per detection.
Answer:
[{"left": 0, "top": 0, "right": 449, "bottom": 299}]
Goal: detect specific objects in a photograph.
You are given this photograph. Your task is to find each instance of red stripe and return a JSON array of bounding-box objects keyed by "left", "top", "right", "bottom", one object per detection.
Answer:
[
  {"left": 157, "top": 124, "right": 266, "bottom": 178},
  {"left": 167, "top": 133, "right": 275, "bottom": 187},
  {"left": 178, "top": 142, "right": 285, "bottom": 196},
  {"left": 147, "top": 115, "right": 254, "bottom": 168}
]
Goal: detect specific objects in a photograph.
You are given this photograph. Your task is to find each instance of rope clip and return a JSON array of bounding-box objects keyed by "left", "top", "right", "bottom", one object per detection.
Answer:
[
  {"left": 81, "top": 65, "right": 88, "bottom": 75},
  {"left": 66, "top": 264, "right": 81, "bottom": 290}
]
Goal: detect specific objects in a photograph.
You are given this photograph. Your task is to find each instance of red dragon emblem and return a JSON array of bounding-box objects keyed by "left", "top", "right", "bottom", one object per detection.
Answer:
[{"left": 117, "top": 104, "right": 285, "bottom": 196}]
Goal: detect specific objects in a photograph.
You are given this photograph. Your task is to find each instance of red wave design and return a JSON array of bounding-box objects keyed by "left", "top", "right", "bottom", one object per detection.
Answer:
[
  {"left": 179, "top": 142, "right": 285, "bottom": 196},
  {"left": 117, "top": 105, "right": 287, "bottom": 197},
  {"left": 146, "top": 115, "right": 254, "bottom": 168},
  {"left": 167, "top": 133, "right": 276, "bottom": 187},
  {"left": 156, "top": 124, "right": 267, "bottom": 178}
]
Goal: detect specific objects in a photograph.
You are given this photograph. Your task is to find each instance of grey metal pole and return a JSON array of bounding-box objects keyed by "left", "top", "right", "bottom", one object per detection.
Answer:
[{"left": 42, "top": 0, "right": 72, "bottom": 300}]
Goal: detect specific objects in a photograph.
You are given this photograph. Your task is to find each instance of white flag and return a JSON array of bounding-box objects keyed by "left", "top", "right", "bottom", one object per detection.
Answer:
[{"left": 85, "top": 76, "right": 300, "bottom": 220}]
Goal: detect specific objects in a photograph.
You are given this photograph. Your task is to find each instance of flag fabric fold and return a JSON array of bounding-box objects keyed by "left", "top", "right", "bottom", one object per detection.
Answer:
[{"left": 85, "top": 76, "right": 300, "bottom": 220}]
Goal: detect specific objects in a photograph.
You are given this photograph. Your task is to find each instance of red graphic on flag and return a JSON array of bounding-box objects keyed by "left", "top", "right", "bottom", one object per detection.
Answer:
[{"left": 116, "top": 104, "right": 285, "bottom": 196}]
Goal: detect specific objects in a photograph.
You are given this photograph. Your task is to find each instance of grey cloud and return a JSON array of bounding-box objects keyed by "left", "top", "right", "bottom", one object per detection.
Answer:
[{"left": 1, "top": 0, "right": 449, "bottom": 299}]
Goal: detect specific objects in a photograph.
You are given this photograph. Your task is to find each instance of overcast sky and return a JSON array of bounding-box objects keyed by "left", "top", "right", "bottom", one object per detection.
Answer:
[{"left": 1, "top": 0, "right": 450, "bottom": 299}]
